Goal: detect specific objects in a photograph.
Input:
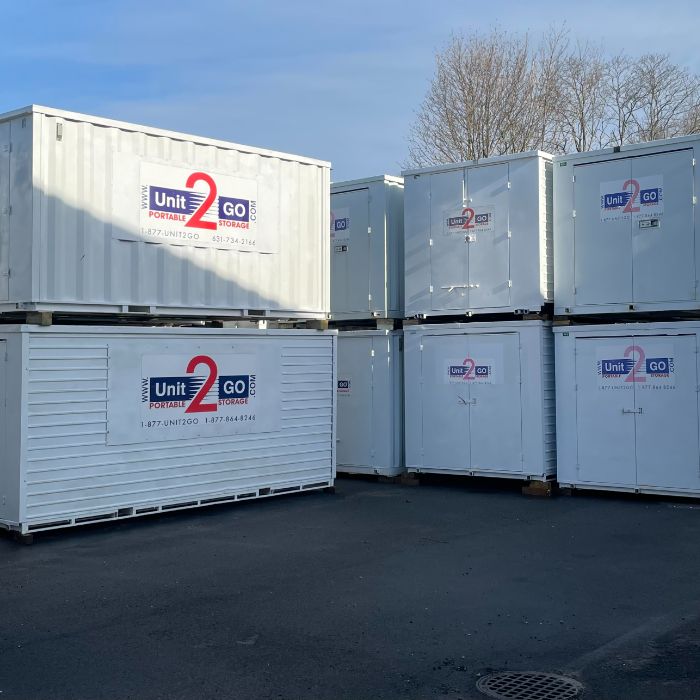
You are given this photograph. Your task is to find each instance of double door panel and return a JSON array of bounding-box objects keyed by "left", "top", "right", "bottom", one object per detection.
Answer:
[
  {"left": 421, "top": 333, "right": 522, "bottom": 473},
  {"left": 429, "top": 165, "right": 510, "bottom": 311},
  {"left": 573, "top": 150, "right": 695, "bottom": 307},
  {"left": 575, "top": 334, "right": 699, "bottom": 490},
  {"left": 331, "top": 188, "right": 371, "bottom": 315}
]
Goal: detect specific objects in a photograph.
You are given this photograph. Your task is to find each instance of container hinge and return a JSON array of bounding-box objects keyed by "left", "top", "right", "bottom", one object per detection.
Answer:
[
  {"left": 693, "top": 196, "right": 697, "bottom": 206},
  {"left": 370, "top": 349, "right": 375, "bottom": 357},
  {"left": 420, "top": 343, "right": 423, "bottom": 351},
  {"left": 507, "top": 181, "right": 511, "bottom": 189},
  {"left": 508, "top": 280, "right": 512, "bottom": 288},
  {"left": 368, "top": 293, "right": 372, "bottom": 302},
  {"left": 1, "top": 143, "right": 11, "bottom": 153},
  {"left": 573, "top": 286, "right": 577, "bottom": 296},
  {"left": 429, "top": 285, "right": 433, "bottom": 294},
  {"left": 572, "top": 210, "right": 576, "bottom": 218},
  {"left": 572, "top": 174, "right": 576, "bottom": 183},
  {"left": 507, "top": 231, "right": 512, "bottom": 239},
  {"left": 693, "top": 158, "right": 696, "bottom": 167},
  {"left": 367, "top": 226, "right": 372, "bottom": 234},
  {"left": 429, "top": 238, "right": 433, "bottom": 246}
]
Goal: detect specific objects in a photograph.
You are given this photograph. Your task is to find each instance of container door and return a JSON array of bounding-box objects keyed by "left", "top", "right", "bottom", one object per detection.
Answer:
[
  {"left": 420, "top": 334, "right": 469, "bottom": 471},
  {"left": 635, "top": 334, "right": 700, "bottom": 491},
  {"left": 574, "top": 336, "right": 637, "bottom": 485},
  {"left": 467, "top": 333, "right": 523, "bottom": 473},
  {"left": 573, "top": 160, "right": 633, "bottom": 306},
  {"left": 336, "top": 336, "right": 374, "bottom": 469},
  {"left": 466, "top": 164, "right": 511, "bottom": 310},
  {"left": 429, "top": 170, "right": 469, "bottom": 311},
  {"left": 331, "top": 188, "right": 371, "bottom": 315},
  {"left": 632, "top": 150, "right": 695, "bottom": 304},
  {"left": 0, "top": 121, "right": 10, "bottom": 300}
]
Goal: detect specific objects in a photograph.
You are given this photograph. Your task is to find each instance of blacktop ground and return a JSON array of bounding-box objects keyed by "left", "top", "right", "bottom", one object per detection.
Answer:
[{"left": 1, "top": 475, "right": 699, "bottom": 700}]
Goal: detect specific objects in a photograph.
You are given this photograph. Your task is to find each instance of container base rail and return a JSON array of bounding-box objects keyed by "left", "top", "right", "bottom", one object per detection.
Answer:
[
  {"left": 0, "top": 305, "right": 329, "bottom": 327},
  {"left": 329, "top": 318, "right": 402, "bottom": 332},
  {"left": 405, "top": 469, "right": 556, "bottom": 496},
  {"left": 557, "top": 483, "right": 700, "bottom": 500},
  {"left": 336, "top": 465, "right": 406, "bottom": 479},
  {"left": 0, "top": 479, "right": 334, "bottom": 538},
  {"left": 403, "top": 304, "right": 554, "bottom": 326},
  {"left": 554, "top": 308, "right": 700, "bottom": 326}
]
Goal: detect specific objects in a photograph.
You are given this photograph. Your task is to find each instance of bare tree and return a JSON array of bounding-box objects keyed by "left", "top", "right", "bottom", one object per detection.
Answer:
[
  {"left": 406, "top": 29, "right": 700, "bottom": 167},
  {"left": 605, "top": 54, "right": 642, "bottom": 147},
  {"left": 406, "top": 29, "right": 560, "bottom": 165},
  {"left": 632, "top": 54, "right": 700, "bottom": 141},
  {"left": 556, "top": 42, "right": 609, "bottom": 153}
]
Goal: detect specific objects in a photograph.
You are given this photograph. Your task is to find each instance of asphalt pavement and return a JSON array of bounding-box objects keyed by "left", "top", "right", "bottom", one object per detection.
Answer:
[{"left": 1, "top": 476, "right": 699, "bottom": 699}]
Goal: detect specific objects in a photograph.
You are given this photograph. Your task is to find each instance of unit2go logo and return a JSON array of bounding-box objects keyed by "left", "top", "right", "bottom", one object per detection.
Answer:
[
  {"left": 140, "top": 163, "right": 258, "bottom": 247},
  {"left": 598, "top": 345, "right": 675, "bottom": 388},
  {"left": 600, "top": 176, "right": 663, "bottom": 221},
  {"left": 141, "top": 354, "right": 257, "bottom": 428},
  {"left": 448, "top": 356, "right": 492, "bottom": 382}
]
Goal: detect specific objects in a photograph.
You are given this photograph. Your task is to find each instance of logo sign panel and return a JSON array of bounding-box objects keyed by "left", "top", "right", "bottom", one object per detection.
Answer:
[
  {"left": 337, "top": 378, "right": 352, "bottom": 394},
  {"left": 600, "top": 175, "right": 663, "bottom": 223},
  {"left": 330, "top": 207, "right": 351, "bottom": 246},
  {"left": 108, "top": 347, "right": 281, "bottom": 444},
  {"left": 444, "top": 205, "right": 495, "bottom": 235},
  {"left": 445, "top": 356, "right": 498, "bottom": 385},
  {"left": 596, "top": 343, "right": 675, "bottom": 390},
  {"left": 114, "top": 160, "right": 269, "bottom": 252}
]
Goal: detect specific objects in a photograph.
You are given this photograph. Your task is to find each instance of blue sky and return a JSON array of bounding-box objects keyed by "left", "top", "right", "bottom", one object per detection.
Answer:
[{"left": 2, "top": 1, "right": 699, "bottom": 181}]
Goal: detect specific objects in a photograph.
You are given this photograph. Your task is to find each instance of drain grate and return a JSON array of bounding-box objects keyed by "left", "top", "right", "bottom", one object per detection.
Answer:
[{"left": 476, "top": 671, "right": 583, "bottom": 700}]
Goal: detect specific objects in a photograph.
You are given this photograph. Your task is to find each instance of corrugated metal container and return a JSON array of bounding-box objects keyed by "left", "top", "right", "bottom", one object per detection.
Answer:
[
  {"left": 555, "top": 321, "right": 700, "bottom": 497},
  {"left": 554, "top": 135, "right": 699, "bottom": 315},
  {"left": 403, "top": 152, "right": 552, "bottom": 318},
  {"left": 330, "top": 176, "right": 403, "bottom": 320},
  {"left": 336, "top": 330, "right": 403, "bottom": 476},
  {"left": 0, "top": 325, "right": 336, "bottom": 534},
  {"left": 0, "top": 105, "right": 330, "bottom": 318},
  {"left": 404, "top": 321, "right": 555, "bottom": 479}
]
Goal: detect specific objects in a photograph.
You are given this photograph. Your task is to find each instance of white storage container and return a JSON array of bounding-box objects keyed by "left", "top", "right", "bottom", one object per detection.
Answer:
[
  {"left": 403, "top": 152, "right": 552, "bottom": 318},
  {"left": 555, "top": 322, "right": 700, "bottom": 497},
  {"left": 0, "top": 325, "right": 336, "bottom": 534},
  {"left": 336, "top": 330, "right": 403, "bottom": 476},
  {"left": 330, "top": 176, "right": 404, "bottom": 320},
  {"left": 554, "top": 135, "right": 699, "bottom": 315},
  {"left": 0, "top": 105, "right": 330, "bottom": 319},
  {"left": 404, "top": 321, "right": 555, "bottom": 479}
]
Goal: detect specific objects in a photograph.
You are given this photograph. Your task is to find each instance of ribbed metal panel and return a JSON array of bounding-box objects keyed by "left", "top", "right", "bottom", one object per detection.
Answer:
[
  {"left": 1, "top": 106, "right": 330, "bottom": 318},
  {"left": 0, "top": 326, "right": 335, "bottom": 531}
]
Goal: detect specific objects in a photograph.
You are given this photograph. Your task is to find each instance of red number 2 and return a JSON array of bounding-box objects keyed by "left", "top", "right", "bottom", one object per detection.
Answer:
[
  {"left": 462, "top": 357, "right": 475, "bottom": 379},
  {"left": 184, "top": 355, "right": 219, "bottom": 413},
  {"left": 623, "top": 179, "right": 640, "bottom": 214},
  {"left": 461, "top": 207, "right": 475, "bottom": 229},
  {"left": 624, "top": 345, "right": 646, "bottom": 383},
  {"left": 185, "top": 172, "right": 218, "bottom": 230}
]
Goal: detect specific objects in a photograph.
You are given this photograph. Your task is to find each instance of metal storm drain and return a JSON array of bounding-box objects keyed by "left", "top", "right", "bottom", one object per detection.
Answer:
[{"left": 476, "top": 671, "right": 583, "bottom": 699}]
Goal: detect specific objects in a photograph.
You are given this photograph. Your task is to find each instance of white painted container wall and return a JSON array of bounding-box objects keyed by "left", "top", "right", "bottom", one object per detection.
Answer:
[
  {"left": 554, "top": 135, "right": 699, "bottom": 315},
  {"left": 403, "top": 152, "right": 553, "bottom": 318},
  {"left": 404, "top": 321, "right": 555, "bottom": 479},
  {"left": 0, "top": 326, "right": 336, "bottom": 534},
  {"left": 330, "top": 176, "right": 404, "bottom": 320},
  {"left": 336, "top": 330, "right": 403, "bottom": 476},
  {"left": 0, "top": 105, "right": 330, "bottom": 318},
  {"left": 555, "top": 322, "right": 700, "bottom": 497}
]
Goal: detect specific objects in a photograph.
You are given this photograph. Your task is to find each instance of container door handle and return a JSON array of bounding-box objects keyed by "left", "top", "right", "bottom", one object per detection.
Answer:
[{"left": 622, "top": 408, "right": 643, "bottom": 414}]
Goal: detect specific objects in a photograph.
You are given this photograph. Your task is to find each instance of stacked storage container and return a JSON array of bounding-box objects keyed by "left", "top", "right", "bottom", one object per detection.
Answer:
[
  {"left": 330, "top": 176, "right": 405, "bottom": 476},
  {"left": 402, "top": 152, "right": 555, "bottom": 483},
  {"left": 554, "top": 135, "right": 700, "bottom": 496},
  {"left": 0, "top": 105, "right": 335, "bottom": 535}
]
